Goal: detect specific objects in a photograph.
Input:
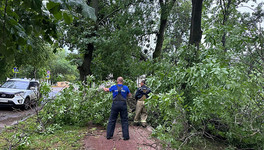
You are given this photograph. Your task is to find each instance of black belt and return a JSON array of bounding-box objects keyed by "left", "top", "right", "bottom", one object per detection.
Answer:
[{"left": 113, "top": 99, "right": 126, "bottom": 101}]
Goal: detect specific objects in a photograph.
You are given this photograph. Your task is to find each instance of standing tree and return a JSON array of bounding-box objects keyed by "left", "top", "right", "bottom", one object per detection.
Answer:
[
  {"left": 60, "top": 0, "right": 155, "bottom": 81},
  {"left": 153, "top": 0, "right": 177, "bottom": 59},
  {"left": 77, "top": 0, "right": 98, "bottom": 82},
  {"left": 189, "top": 0, "right": 203, "bottom": 49}
]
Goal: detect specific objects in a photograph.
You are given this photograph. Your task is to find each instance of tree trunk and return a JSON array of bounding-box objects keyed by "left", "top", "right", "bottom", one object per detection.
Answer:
[
  {"left": 153, "top": 15, "right": 167, "bottom": 59},
  {"left": 78, "top": 0, "right": 98, "bottom": 82},
  {"left": 153, "top": 0, "right": 176, "bottom": 59},
  {"left": 78, "top": 43, "right": 94, "bottom": 81},
  {"left": 189, "top": 0, "right": 203, "bottom": 48},
  {"left": 220, "top": 0, "right": 231, "bottom": 53}
]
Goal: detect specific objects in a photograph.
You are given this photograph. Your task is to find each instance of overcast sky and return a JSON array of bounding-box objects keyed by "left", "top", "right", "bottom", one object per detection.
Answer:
[
  {"left": 237, "top": 0, "right": 264, "bottom": 12},
  {"left": 237, "top": 0, "right": 264, "bottom": 27}
]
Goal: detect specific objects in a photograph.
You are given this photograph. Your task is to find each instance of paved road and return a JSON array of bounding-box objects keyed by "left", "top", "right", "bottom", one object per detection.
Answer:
[
  {"left": 0, "top": 106, "right": 35, "bottom": 132},
  {"left": 0, "top": 86, "right": 65, "bottom": 132},
  {"left": 48, "top": 86, "right": 65, "bottom": 98}
]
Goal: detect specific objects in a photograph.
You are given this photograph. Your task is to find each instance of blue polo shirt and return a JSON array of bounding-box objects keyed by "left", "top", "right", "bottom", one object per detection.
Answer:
[{"left": 109, "top": 84, "right": 130, "bottom": 99}]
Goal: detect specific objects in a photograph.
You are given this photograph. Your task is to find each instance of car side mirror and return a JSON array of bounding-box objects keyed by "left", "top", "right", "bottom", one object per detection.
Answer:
[{"left": 30, "top": 87, "right": 36, "bottom": 90}]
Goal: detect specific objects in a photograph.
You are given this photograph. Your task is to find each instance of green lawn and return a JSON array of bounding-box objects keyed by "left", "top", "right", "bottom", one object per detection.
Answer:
[{"left": 0, "top": 117, "right": 87, "bottom": 150}]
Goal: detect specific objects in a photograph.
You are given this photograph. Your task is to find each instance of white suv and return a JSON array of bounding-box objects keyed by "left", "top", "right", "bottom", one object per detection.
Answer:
[{"left": 0, "top": 78, "right": 40, "bottom": 109}]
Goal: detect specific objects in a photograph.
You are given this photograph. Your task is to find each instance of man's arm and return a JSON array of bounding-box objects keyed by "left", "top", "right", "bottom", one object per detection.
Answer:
[{"left": 135, "top": 88, "right": 141, "bottom": 100}]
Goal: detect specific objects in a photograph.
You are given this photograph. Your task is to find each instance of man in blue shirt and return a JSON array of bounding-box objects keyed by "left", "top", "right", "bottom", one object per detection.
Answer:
[{"left": 104, "top": 77, "right": 131, "bottom": 140}]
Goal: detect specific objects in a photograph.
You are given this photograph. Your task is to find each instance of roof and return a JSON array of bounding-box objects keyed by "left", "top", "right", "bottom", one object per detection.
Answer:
[{"left": 8, "top": 78, "right": 32, "bottom": 82}]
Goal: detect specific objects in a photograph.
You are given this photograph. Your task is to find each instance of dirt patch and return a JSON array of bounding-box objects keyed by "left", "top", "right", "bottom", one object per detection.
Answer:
[{"left": 83, "top": 123, "right": 161, "bottom": 150}]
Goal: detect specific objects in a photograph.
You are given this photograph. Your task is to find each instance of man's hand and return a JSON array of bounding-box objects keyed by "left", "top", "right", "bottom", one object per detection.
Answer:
[
  {"left": 104, "top": 87, "right": 109, "bottom": 92},
  {"left": 128, "top": 92, "right": 132, "bottom": 98}
]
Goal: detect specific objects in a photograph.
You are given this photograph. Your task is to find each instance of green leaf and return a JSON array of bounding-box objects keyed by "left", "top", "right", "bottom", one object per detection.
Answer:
[
  {"left": 63, "top": 12, "right": 72, "bottom": 24},
  {"left": 54, "top": 11, "right": 63, "bottom": 20},
  {"left": 67, "top": 0, "right": 97, "bottom": 21},
  {"left": 54, "top": 42, "right": 59, "bottom": 48},
  {"left": 47, "top": 1, "right": 58, "bottom": 10},
  {"left": 31, "top": 0, "right": 42, "bottom": 12},
  {"left": 18, "top": 37, "right": 26, "bottom": 45},
  {"left": 47, "top": 1, "right": 61, "bottom": 15},
  {"left": 81, "top": 4, "right": 97, "bottom": 21},
  {"left": 8, "top": 18, "right": 18, "bottom": 26}
]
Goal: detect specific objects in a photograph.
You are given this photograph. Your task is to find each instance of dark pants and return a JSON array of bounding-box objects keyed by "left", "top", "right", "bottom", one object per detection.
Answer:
[{"left": 107, "top": 101, "right": 129, "bottom": 139}]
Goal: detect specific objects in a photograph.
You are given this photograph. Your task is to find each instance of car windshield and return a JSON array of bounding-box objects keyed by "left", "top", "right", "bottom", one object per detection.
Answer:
[{"left": 1, "top": 80, "right": 29, "bottom": 90}]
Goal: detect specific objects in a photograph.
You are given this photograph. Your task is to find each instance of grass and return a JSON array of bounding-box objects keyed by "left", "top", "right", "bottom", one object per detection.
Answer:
[
  {"left": 27, "top": 126, "right": 86, "bottom": 150},
  {"left": 0, "top": 117, "right": 87, "bottom": 150}
]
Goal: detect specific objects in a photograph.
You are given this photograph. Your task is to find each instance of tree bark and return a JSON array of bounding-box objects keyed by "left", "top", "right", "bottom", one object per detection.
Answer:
[
  {"left": 189, "top": 0, "right": 203, "bottom": 48},
  {"left": 78, "top": 43, "right": 94, "bottom": 81},
  {"left": 153, "top": 15, "right": 167, "bottom": 59},
  {"left": 78, "top": 0, "right": 98, "bottom": 82},
  {"left": 153, "top": 0, "right": 176, "bottom": 59}
]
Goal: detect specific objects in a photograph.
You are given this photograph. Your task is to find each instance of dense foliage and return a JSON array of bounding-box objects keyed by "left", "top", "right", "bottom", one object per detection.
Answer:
[
  {"left": 0, "top": 0, "right": 263, "bottom": 149},
  {"left": 40, "top": 79, "right": 112, "bottom": 128},
  {"left": 0, "top": 0, "right": 95, "bottom": 81},
  {"left": 145, "top": 47, "right": 264, "bottom": 149},
  {"left": 38, "top": 76, "right": 137, "bottom": 128},
  {"left": 0, "top": 0, "right": 56, "bottom": 80}
]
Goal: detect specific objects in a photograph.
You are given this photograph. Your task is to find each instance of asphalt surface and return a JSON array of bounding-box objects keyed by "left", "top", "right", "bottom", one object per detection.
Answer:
[
  {"left": 0, "top": 106, "right": 35, "bottom": 132},
  {"left": 48, "top": 86, "right": 65, "bottom": 98},
  {"left": 0, "top": 86, "right": 65, "bottom": 132}
]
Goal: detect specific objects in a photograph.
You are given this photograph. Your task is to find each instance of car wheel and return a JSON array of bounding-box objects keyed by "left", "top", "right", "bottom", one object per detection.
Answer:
[{"left": 23, "top": 97, "right": 31, "bottom": 110}]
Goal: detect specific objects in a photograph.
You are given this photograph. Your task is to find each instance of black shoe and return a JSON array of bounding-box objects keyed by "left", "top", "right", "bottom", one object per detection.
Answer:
[
  {"left": 133, "top": 122, "right": 140, "bottom": 126},
  {"left": 106, "top": 137, "right": 113, "bottom": 140},
  {"left": 123, "top": 137, "right": 130, "bottom": 140}
]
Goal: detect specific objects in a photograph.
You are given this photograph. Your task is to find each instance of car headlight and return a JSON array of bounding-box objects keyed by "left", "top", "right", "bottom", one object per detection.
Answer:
[{"left": 15, "top": 92, "right": 25, "bottom": 97}]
